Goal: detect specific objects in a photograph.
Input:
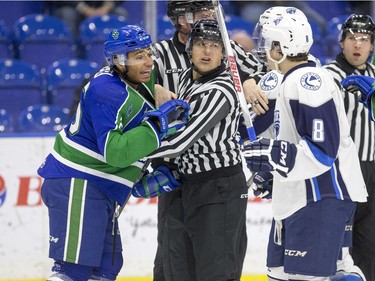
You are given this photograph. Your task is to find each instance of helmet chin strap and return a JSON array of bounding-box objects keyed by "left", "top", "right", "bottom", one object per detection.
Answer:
[{"left": 266, "top": 50, "right": 286, "bottom": 73}]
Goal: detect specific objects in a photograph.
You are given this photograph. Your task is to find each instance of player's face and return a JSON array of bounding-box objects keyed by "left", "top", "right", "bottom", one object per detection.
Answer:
[
  {"left": 124, "top": 47, "right": 153, "bottom": 86},
  {"left": 341, "top": 32, "right": 374, "bottom": 70},
  {"left": 191, "top": 38, "right": 223, "bottom": 77}
]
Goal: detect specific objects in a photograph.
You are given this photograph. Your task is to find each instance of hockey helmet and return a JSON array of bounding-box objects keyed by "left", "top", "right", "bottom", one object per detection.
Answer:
[
  {"left": 253, "top": 6, "right": 307, "bottom": 62},
  {"left": 340, "top": 14, "right": 375, "bottom": 42},
  {"left": 260, "top": 13, "right": 313, "bottom": 58},
  {"left": 104, "top": 25, "right": 152, "bottom": 66},
  {"left": 186, "top": 19, "right": 223, "bottom": 59}
]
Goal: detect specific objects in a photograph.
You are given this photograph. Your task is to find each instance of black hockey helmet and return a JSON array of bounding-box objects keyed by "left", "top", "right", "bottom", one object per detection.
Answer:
[
  {"left": 167, "top": 0, "right": 192, "bottom": 30},
  {"left": 340, "top": 14, "right": 375, "bottom": 42},
  {"left": 190, "top": 0, "right": 214, "bottom": 14},
  {"left": 167, "top": 0, "right": 215, "bottom": 31},
  {"left": 186, "top": 19, "right": 223, "bottom": 58}
]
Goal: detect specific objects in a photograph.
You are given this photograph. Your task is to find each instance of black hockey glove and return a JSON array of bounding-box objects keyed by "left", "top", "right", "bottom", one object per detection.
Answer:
[{"left": 242, "top": 137, "right": 297, "bottom": 177}]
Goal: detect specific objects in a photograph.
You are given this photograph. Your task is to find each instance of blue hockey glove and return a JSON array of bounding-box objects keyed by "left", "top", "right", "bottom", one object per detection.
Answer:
[
  {"left": 341, "top": 75, "right": 375, "bottom": 121},
  {"left": 143, "top": 99, "right": 190, "bottom": 139},
  {"left": 341, "top": 75, "right": 375, "bottom": 103},
  {"left": 249, "top": 171, "right": 273, "bottom": 199},
  {"left": 132, "top": 166, "right": 181, "bottom": 198},
  {"left": 242, "top": 137, "right": 297, "bottom": 177}
]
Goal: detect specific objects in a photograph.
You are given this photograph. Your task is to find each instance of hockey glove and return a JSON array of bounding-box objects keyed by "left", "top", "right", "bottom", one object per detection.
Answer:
[
  {"left": 132, "top": 166, "right": 181, "bottom": 198},
  {"left": 242, "top": 137, "right": 297, "bottom": 177},
  {"left": 341, "top": 75, "right": 375, "bottom": 121},
  {"left": 249, "top": 171, "right": 273, "bottom": 199},
  {"left": 143, "top": 99, "right": 190, "bottom": 139}
]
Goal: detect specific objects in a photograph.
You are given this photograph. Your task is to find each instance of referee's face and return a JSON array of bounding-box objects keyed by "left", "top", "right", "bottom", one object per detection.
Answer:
[
  {"left": 341, "top": 32, "right": 374, "bottom": 70},
  {"left": 191, "top": 38, "right": 223, "bottom": 76}
]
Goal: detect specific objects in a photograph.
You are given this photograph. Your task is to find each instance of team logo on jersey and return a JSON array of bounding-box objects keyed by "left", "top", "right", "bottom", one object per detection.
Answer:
[
  {"left": 260, "top": 72, "right": 279, "bottom": 91},
  {"left": 300, "top": 72, "right": 322, "bottom": 91}
]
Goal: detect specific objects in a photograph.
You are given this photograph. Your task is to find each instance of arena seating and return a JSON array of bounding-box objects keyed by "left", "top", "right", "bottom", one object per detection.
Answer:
[
  {"left": 45, "top": 58, "right": 99, "bottom": 109},
  {"left": 18, "top": 104, "right": 70, "bottom": 133},
  {"left": 13, "top": 14, "right": 76, "bottom": 71},
  {"left": 79, "top": 14, "right": 128, "bottom": 65},
  {"left": 0, "top": 59, "right": 44, "bottom": 130}
]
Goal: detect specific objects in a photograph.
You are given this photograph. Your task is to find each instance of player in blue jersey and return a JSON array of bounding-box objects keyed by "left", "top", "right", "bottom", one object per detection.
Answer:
[
  {"left": 37, "top": 25, "right": 189, "bottom": 281},
  {"left": 242, "top": 13, "right": 368, "bottom": 281}
]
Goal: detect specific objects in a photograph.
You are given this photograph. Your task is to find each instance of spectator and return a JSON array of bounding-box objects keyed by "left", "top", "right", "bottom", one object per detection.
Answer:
[{"left": 47, "top": 1, "right": 128, "bottom": 39}]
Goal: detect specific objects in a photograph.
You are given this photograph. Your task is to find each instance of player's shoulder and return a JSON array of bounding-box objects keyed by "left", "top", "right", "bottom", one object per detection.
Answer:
[{"left": 258, "top": 70, "right": 283, "bottom": 98}]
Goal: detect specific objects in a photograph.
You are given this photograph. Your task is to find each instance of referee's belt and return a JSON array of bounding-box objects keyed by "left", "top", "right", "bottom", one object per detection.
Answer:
[{"left": 181, "top": 164, "right": 243, "bottom": 184}]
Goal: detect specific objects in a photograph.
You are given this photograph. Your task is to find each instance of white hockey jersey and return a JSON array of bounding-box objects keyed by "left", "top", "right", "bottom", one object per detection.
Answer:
[{"left": 271, "top": 61, "right": 367, "bottom": 220}]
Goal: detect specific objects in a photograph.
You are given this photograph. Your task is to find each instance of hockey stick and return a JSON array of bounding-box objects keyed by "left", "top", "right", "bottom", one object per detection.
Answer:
[{"left": 212, "top": 0, "right": 257, "bottom": 142}]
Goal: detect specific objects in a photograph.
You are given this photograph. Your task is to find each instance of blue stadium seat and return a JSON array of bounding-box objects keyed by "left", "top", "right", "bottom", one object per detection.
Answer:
[
  {"left": 0, "top": 59, "right": 43, "bottom": 128},
  {"left": 18, "top": 104, "right": 70, "bottom": 133},
  {"left": 0, "top": 20, "right": 13, "bottom": 59},
  {"left": 13, "top": 14, "right": 76, "bottom": 70},
  {"left": 79, "top": 14, "right": 128, "bottom": 65},
  {"left": 0, "top": 109, "right": 14, "bottom": 133},
  {"left": 46, "top": 58, "right": 99, "bottom": 108}
]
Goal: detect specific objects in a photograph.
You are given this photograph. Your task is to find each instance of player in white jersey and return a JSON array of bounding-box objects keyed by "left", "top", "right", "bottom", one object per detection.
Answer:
[{"left": 242, "top": 12, "right": 368, "bottom": 281}]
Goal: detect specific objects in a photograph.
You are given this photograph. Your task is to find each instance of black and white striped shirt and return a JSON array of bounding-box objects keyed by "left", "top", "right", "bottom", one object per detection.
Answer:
[
  {"left": 153, "top": 31, "right": 266, "bottom": 94},
  {"left": 150, "top": 64, "right": 242, "bottom": 176},
  {"left": 324, "top": 53, "right": 375, "bottom": 161}
]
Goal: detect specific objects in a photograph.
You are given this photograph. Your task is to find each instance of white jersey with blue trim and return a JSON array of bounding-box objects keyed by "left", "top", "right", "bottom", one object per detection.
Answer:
[{"left": 272, "top": 61, "right": 367, "bottom": 220}]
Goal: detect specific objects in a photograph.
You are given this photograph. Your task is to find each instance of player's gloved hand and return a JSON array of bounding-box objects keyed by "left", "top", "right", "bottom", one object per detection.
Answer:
[
  {"left": 341, "top": 75, "right": 375, "bottom": 121},
  {"left": 341, "top": 75, "right": 375, "bottom": 104},
  {"left": 248, "top": 171, "right": 273, "bottom": 199},
  {"left": 132, "top": 166, "right": 181, "bottom": 198},
  {"left": 143, "top": 99, "right": 190, "bottom": 139},
  {"left": 242, "top": 137, "right": 297, "bottom": 177}
]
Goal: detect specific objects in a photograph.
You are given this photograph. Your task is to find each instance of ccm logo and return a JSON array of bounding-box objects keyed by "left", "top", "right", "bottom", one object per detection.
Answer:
[{"left": 284, "top": 249, "right": 307, "bottom": 257}]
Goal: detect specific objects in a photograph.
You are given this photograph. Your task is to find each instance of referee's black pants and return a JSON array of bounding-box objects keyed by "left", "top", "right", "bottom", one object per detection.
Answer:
[
  {"left": 351, "top": 160, "right": 375, "bottom": 281},
  {"left": 162, "top": 170, "right": 248, "bottom": 281}
]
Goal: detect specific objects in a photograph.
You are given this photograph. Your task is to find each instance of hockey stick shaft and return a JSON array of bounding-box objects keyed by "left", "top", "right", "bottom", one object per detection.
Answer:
[
  {"left": 115, "top": 158, "right": 152, "bottom": 218},
  {"left": 212, "top": 0, "right": 257, "bottom": 141}
]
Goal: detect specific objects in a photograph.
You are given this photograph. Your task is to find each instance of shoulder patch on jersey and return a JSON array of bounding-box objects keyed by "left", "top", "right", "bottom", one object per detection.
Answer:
[
  {"left": 300, "top": 72, "right": 322, "bottom": 91},
  {"left": 259, "top": 72, "right": 279, "bottom": 91}
]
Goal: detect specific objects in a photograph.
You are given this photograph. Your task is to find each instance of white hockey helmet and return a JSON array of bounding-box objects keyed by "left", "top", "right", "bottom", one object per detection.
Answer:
[
  {"left": 261, "top": 13, "right": 313, "bottom": 58},
  {"left": 253, "top": 6, "right": 307, "bottom": 61}
]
